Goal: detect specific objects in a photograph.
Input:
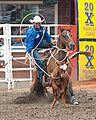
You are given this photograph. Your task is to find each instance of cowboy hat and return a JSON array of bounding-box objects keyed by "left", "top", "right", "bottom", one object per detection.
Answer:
[{"left": 29, "top": 15, "right": 44, "bottom": 23}]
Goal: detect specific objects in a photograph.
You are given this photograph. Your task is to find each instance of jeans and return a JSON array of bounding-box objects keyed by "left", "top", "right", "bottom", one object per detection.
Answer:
[
  {"left": 32, "top": 40, "right": 52, "bottom": 83},
  {"left": 67, "top": 81, "right": 78, "bottom": 104}
]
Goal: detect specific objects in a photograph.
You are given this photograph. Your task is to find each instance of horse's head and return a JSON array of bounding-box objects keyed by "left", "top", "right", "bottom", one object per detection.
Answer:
[{"left": 59, "top": 28, "right": 75, "bottom": 51}]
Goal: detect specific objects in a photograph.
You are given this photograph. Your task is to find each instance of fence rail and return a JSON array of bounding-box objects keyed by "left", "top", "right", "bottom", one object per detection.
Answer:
[{"left": 0, "top": 24, "right": 59, "bottom": 90}]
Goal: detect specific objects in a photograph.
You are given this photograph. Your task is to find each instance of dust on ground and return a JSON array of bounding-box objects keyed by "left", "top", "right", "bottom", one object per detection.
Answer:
[{"left": 0, "top": 80, "right": 96, "bottom": 120}]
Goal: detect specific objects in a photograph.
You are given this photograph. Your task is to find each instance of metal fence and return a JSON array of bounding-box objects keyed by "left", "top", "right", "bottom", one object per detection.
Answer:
[{"left": 0, "top": 24, "right": 59, "bottom": 90}]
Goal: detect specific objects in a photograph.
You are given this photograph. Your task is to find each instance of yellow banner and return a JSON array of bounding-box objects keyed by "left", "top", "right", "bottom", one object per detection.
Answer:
[
  {"left": 79, "top": 41, "right": 96, "bottom": 81},
  {"left": 78, "top": 0, "right": 96, "bottom": 38}
]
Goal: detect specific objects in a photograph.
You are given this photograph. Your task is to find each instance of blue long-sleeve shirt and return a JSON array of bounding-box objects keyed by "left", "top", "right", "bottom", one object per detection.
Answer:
[{"left": 26, "top": 26, "right": 52, "bottom": 53}]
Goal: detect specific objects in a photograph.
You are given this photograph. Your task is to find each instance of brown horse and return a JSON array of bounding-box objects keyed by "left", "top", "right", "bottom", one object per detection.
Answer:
[
  {"left": 47, "top": 28, "right": 75, "bottom": 76},
  {"left": 45, "top": 28, "right": 75, "bottom": 108},
  {"left": 46, "top": 28, "right": 91, "bottom": 109},
  {"left": 30, "top": 28, "right": 75, "bottom": 95},
  {"left": 30, "top": 28, "right": 91, "bottom": 105}
]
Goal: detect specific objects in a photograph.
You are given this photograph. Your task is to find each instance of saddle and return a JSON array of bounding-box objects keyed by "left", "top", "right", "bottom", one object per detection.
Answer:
[{"left": 38, "top": 48, "right": 53, "bottom": 60}]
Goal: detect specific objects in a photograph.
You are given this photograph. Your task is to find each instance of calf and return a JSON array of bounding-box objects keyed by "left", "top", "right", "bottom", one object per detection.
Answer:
[{"left": 50, "top": 62, "right": 70, "bottom": 109}]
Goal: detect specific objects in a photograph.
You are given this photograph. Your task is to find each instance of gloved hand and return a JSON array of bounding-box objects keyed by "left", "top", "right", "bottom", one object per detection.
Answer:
[
  {"left": 25, "top": 52, "right": 30, "bottom": 64},
  {"left": 51, "top": 39, "right": 57, "bottom": 45}
]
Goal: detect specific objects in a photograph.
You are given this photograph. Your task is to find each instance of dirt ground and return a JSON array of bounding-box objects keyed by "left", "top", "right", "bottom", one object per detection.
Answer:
[{"left": 0, "top": 80, "right": 96, "bottom": 120}]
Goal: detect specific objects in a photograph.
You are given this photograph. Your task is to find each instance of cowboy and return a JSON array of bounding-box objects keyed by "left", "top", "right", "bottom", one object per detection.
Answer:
[
  {"left": 25, "top": 15, "right": 79, "bottom": 105},
  {"left": 25, "top": 15, "right": 56, "bottom": 94}
]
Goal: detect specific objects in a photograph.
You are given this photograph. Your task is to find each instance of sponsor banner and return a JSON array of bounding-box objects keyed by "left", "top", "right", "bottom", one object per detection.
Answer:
[
  {"left": 78, "top": 0, "right": 96, "bottom": 38},
  {"left": 79, "top": 41, "right": 96, "bottom": 80},
  {"left": 58, "top": 25, "right": 78, "bottom": 80}
]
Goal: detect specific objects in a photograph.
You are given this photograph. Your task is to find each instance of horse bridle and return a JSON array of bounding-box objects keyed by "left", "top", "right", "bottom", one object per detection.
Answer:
[{"left": 62, "top": 31, "right": 72, "bottom": 42}]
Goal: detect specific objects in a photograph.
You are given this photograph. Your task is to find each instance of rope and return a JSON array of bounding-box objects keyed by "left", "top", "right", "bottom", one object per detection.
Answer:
[
  {"left": 49, "top": 47, "right": 69, "bottom": 63},
  {"left": 17, "top": 12, "right": 50, "bottom": 76},
  {"left": 28, "top": 52, "right": 62, "bottom": 80},
  {"left": 53, "top": 46, "right": 68, "bottom": 52},
  {"left": 20, "top": 12, "right": 46, "bottom": 46},
  {"left": 19, "top": 12, "right": 70, "bottom": 78},
  {"left": 30, "top": 46, "right": 70, "bottom": 78},
  {"left": 32, "top": 29, "right": 45, "bottom": 51},
  {"left": 12, "top": 58, "right": 30, "bottom": 67},
  {"left": 15, "top": 12, "right": 75, "bottom": 80},
  {"left": 30, "top": 52, "right": 50, "bottom": 77}
]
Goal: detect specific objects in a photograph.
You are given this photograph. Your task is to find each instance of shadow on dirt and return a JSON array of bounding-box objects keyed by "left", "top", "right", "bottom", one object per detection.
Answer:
[{"left": 13, "top": 92, "right": 53, "bottom": 104}]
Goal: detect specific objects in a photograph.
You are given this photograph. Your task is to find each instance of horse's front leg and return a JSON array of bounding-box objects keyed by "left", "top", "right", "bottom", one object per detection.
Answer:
[{"left": 30, "top": 70, "right": 38, "bottom": 93}]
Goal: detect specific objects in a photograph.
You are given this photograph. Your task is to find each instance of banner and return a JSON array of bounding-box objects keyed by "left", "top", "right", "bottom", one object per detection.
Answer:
[
  {"left": 79, "top": 41, "right": 96, "bottom": 81},
  {"left": 78, "top": 0, "right": 96, "bottom": 38}
]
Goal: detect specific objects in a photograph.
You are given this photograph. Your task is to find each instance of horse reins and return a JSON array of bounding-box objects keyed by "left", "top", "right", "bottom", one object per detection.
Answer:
[{"left": 49, "top": 46, "right": 69, "bottom": 63}]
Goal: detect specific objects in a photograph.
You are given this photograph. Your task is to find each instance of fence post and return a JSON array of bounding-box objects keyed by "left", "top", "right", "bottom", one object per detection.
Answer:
[{"left": 3, "top": 24, "right": 12, "bottom": 90}]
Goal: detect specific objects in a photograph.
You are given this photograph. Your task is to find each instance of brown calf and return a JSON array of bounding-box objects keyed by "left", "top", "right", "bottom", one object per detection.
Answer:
[{"left": 50, "top": 62, "right": 69, "bottom": 109}]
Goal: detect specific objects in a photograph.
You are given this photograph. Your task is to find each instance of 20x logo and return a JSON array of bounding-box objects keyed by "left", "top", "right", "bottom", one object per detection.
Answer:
[
  {"left": 85, "top": 45, "right": 94, "bottom": 68},
  {"left": 84, "top": 2, "right": 94, "bottom": 26}
]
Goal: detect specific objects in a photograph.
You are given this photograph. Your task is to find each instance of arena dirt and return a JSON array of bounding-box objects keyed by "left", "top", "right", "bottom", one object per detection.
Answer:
[{"left": 0, "top": 81, "right": 96, "bottom": 120}]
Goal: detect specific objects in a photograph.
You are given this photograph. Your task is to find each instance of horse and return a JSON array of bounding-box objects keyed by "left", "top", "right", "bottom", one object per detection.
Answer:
[
  {"left": 30, "top": 28, "right": 75, "bottom": 96},
  {"left": 46, "top": 28, "right": 75, "bottom": 76},
  {"left": 44, "top": 28, "right": 91, "bottom": 85},
  {"left": 30, "top": 27, "right": 91, "bottom": 107}
]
